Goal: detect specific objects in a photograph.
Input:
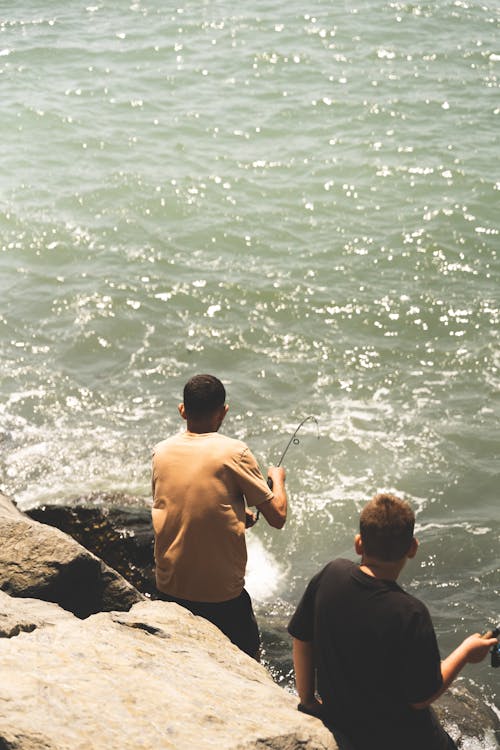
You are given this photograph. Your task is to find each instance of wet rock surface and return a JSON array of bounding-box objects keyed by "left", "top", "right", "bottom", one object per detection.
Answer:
[
  {"left": 436, "top": 684, "right": 500, "bottom": 748},
  {"left": 0, "top": 493, "right": 144, "bottom": 617},
  {"left": 26, "top": 493, "right": 156, "bottom": 596}
]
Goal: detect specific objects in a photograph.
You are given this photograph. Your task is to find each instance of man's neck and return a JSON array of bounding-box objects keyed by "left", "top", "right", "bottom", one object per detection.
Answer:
[
  {"left": 185, "top": 420, "right": 220, "bottom": 434},
  {"left": 186, "top": 426, "right": 216, "bottom": 435},
  {"left": 181, "top": 403, "right": 227, "bottom": 434}
]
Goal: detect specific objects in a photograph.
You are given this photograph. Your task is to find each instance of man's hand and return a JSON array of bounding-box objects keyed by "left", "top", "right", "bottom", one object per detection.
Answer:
[
  {"left": 245, "top": 508, "right": 257, "bottom": 528},
  {"left": 267, "top": 465, "right": 286, "bottom": 488},
  {"left": 256, "top": 465, "right": 287, "bottom": 529}
]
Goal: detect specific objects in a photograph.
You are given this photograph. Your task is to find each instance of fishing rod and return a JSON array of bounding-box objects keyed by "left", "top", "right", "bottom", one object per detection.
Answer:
[
  {"left": 255, "top": 416, "right": 320, "bottom": 522},
  {"left": 271, "top": 415, "right": 320, "bottom": 473}
]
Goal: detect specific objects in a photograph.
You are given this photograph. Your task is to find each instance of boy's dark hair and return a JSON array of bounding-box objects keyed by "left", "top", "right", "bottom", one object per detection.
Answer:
[
  {"left": 183, "top": 374, "right": 226, "bottom": 418},
  {"left": 360, "top": 493, "right": 415, "bottom": 561}
]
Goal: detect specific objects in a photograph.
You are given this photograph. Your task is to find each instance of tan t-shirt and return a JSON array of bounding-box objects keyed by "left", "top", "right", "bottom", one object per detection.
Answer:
[{"left": 151, "top": 431, "right": 274, "bottom": 602}]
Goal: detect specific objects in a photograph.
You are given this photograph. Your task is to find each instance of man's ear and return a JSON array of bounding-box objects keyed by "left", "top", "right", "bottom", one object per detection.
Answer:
[
  {"left": 178, "top": 403, "right": 187, "bottom": 421},
  {"left": 407, "top": 537, "right": 419, "bottom": 559},
  {"left": 354, "top": 534, "right": 363, "bottom": 556},
  {"left": 216, "top": 403, "right": 228, "bottom": 428}
]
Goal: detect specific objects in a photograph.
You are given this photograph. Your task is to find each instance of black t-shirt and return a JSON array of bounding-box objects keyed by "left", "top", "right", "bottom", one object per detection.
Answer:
[{"left": 288, "top": 559, "right": 451, "bottom": 750}]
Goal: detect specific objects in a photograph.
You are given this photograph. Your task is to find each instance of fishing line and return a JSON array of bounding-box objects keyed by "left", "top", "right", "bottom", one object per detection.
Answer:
[{"left": 254, "top": 416, "right": 320, "bottom": 522}]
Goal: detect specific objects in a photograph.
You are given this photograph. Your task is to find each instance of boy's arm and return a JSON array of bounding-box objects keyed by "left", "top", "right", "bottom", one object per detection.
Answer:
[
  {"left": 411, "top": 633, "right": 497, "bottom": 709},
  {"left": 292, "top": 637, "right": 322, "bottom": 713}
]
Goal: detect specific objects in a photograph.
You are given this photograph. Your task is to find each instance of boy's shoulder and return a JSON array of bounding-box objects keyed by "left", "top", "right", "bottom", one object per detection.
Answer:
[
  {"left": 318, "top": 559, "right": 427, "bottom": 604},
  {"left": 310, "top": 558, "right": 357, "bottom": 590},
  {"left": 322, "top": 557, "right": 359, "bottom": 576}
]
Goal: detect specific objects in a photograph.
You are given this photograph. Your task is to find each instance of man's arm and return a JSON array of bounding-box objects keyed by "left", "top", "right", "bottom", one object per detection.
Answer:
[
  {"left": 255, "top": 466, "right": 287, "bottom": 528},
  {"left": 411, "top": 633, "right": 497, "bottom": 709},
  {"left": 292, "top": 637, "right": 322, "bottom": 714}
]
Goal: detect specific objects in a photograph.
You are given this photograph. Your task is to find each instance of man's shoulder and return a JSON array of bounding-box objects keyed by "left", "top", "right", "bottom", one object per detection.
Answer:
[
  {"left": 152, "top": 431, "right": 249, "bottom": 457},
  {"left": 211, "top": 432, "right": 255, "bottom": 461},
  {"left": 214, "top": 432, "right": 248, "bottom": 449},
  {"left": 152, "top": 432, "right": 184, "bottom": 455}
]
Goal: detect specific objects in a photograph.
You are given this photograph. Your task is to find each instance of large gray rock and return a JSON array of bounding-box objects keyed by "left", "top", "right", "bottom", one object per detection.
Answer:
[
  {"left": 0, "top": 493, "right": 144, "bottom": 617},
  {"left": 0, "top": 592, "right": 336, "bottom": 750},
  {"left": 0, "top": 589, "right": 70, "bottom": 638}
]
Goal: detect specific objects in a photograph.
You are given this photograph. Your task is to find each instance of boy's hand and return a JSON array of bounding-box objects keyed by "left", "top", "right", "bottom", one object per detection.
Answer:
[
  {"left": 412, "top": 632, "right": 498, "bottom": 710},
  {"left": 462, "top": 633, "right": 498, "bottom": 664},
  {"left": 298, "top": 696, "right": 323, "bottom": 719}
]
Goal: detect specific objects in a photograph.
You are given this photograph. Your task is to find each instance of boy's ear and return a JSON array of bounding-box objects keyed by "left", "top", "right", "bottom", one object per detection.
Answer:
[
  {"left": 354, "top": 533, "right": 363, "bottom": 555},
  {"left": 407, "top": 537, "right": 419, "bottom": 559},
  {"left": 178, "top": 403, "right": 187, "bottom": 420}
]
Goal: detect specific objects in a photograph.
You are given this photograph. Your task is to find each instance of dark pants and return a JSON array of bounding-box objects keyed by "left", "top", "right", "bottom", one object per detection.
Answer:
[
  {"left": 329, "top": 726, "right": 457, "bottom": 750},
  {"left": 318, "top": 706, "right": 458, "bottom": 750},
  {"left": 157, "top": 588, "right": 260, "bottom": 658}
]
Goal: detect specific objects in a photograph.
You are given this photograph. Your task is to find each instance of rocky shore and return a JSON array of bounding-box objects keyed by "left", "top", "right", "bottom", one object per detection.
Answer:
[
  {"left": 0, "top": 492, "right": 335, "bottom": 749},
  {"left": 1, "top": 492, "right": 498, "bottom": 749}
]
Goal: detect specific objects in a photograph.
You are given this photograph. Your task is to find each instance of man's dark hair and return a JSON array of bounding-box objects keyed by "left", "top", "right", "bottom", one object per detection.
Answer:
[
  {"left": 360, "top": 493, "right": 415, "bottom": 562},
  {"left": 183, "top": 374, "right": 226, "bottom": 418}
]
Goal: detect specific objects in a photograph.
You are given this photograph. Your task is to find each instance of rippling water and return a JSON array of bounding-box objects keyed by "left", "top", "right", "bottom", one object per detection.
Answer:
[{"left": 1, "top": 1, "right": 499, "bottom": 744}]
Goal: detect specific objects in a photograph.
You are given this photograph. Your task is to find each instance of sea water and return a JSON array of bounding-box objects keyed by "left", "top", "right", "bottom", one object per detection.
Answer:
[{"left": 0, "top": 1, "right": 499, "bottom": 745}]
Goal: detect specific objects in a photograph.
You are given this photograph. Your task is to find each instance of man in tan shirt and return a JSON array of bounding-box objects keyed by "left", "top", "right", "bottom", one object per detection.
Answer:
[{"left": 152, "top": 373, "right": 287, "bottom": 658}]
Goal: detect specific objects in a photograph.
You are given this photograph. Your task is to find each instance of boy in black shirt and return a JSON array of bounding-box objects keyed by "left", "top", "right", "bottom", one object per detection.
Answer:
[{"left": 288, "top": 493, "right": 497, "bottom": 750}]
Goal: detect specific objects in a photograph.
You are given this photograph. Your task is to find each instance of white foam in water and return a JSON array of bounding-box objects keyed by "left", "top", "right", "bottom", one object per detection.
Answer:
[
  {"left": 245, "top": 534, "right": 285, "bottom": 603},
  {"left": 450, "top": 730, "right": 499, "bottom": 750}
]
